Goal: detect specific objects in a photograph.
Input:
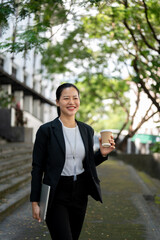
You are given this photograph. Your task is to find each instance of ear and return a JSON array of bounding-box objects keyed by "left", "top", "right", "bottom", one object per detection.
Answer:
[{"left": 56, "top": 99, "right": 60, "bottom": 106}]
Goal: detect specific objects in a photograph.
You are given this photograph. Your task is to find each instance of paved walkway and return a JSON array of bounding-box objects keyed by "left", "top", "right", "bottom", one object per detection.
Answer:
[{"left": 0, "top": 157, "right": 160, "bottom": 240}]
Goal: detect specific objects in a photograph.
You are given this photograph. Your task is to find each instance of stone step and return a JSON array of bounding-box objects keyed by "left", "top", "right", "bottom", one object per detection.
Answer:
[
  {"left": 0, "top": 145, "right": 32, "bottom": 157},
  {"left": 0, "top": 143, "right": 32, "bottom": 222},
  {"left": 0, "top": 173, "right": 31, "bottom": 199},
  {"left": 0, "top": 148, "right": 32, "bottom": 161},
  {"left": 0, "top": 141, "right": 33, "bottom": 149},
  {"left": 0, "top": 162, "right": 31, "bottom": 183},
  {"left": 0, "top": 154, "right": 32, "bottom": 172},
  {"left": 0, "top": 183, "right": 31, "bottom": 222}
]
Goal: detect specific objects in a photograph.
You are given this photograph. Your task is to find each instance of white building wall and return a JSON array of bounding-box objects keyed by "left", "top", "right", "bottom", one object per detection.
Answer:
[
  {"left": 0, "top": 14, "right": 56, "bottom": 101},
  {"left": 24, "top": 111, "right": 43, "bottom": 142}
]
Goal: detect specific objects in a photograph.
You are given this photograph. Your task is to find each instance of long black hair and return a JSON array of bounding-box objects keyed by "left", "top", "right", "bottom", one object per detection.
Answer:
[{"left": 56, "top": 83, "right": 80, "bottom": 117}]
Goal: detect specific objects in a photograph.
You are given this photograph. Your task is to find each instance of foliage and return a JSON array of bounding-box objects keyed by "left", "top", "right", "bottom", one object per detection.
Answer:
[
  {"left": 41, "top": 27, "right": 93, "bottom": 73},
  {"left": 0, "top": 0, "right": 159, "bottom": 150},
  {"left": 150, "top": 142, "right": 160, "bottom": 153},
  {"left": 0, "top": 88, "right": 14, "bottom": 108},
  {"left": 91, "top": 0, "right": 160, "bottom": 111},
  {"left": 91, "top": 108, "right": 128, "bottom": 133},
  {"left": 41, "top": 0, "right": 160, "bottom": 111},
  {"left": 41, "top": 0, "right": 160, "bottom": 150},
  {"left": 0, "top": 0, "right": 66, "bottom": 52},
  {"left": 75, "top": 73, "right": 129, "bottom": 126}
]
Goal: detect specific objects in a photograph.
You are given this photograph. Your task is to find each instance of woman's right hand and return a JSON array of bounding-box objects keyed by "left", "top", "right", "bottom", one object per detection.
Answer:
[{"left": 32, "top": 202, "right": 41, "bottom": 222}]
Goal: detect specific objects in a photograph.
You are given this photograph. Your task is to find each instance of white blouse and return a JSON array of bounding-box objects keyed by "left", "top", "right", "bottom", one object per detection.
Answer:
[{"left": 61, "top": 123, "right": 85, "bottom": 177}]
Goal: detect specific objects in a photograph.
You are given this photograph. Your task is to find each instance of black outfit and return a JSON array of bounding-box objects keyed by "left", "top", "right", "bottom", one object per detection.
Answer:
[
  {"left": 30, "top": 117, "right": 108, "bottom": 240},
  {"left": 46, "top": 173, "right": 88, "bottom": 240}
]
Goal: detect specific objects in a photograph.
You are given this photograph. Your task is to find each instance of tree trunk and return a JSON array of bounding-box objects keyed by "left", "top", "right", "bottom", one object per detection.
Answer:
[{"left": 116, "top": 134, "right": 131, "bottom": 152}]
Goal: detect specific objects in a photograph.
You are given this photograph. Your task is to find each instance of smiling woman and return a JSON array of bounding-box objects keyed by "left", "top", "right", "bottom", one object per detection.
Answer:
[
  {"left": 30, "top": 83, "right": 115, "bottom": 240},
  {"left": 56, "top": 84, "right": 80, "bottom": 124}
]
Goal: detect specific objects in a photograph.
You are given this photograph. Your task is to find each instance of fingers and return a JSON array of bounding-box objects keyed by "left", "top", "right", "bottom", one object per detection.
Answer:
[
  {"left": 33, "top": 212, "right": 41, "bottom": 222},
  {"left": 32, "top": 203, "right": 41, "bottom": 222},
  {"left": 33, "top": 215, "right": 41, "bottom": 222},
  {"left": 99, "top": 136, "right": 115, "bottom": 149},
  {"left": 109, "top": 137, "right": 116, "bottom": 149}
]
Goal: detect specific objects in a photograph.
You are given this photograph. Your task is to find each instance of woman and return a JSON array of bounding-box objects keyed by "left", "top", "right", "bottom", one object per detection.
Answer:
[{"left": 30, "top": 83, "right": 115, "bottom": 240}]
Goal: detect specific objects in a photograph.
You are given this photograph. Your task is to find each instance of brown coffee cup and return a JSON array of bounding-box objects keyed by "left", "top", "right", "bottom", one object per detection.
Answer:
[{"left": 100, "top": 130, "right": 112, "bottom": 147}]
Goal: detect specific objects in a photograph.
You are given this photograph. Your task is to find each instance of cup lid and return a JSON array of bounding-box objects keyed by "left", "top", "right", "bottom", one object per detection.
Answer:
[{"left": 100, "top": 130, "right": 112, "bottom": 133}]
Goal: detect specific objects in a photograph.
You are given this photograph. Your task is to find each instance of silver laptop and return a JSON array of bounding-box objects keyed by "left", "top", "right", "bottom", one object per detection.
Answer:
[{"left": 39, "top": 183, "right": 51, "bottom": 221}]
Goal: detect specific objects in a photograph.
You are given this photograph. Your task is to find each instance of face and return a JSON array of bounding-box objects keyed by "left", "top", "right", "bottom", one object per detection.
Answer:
[{"left": 56, "top": 87, "right": 80, "bottom": 117}]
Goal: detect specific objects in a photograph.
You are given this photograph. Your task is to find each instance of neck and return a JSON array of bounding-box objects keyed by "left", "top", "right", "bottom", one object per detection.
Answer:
[{"left": 59, "top": 115, "right": 76, "bottom": 128}]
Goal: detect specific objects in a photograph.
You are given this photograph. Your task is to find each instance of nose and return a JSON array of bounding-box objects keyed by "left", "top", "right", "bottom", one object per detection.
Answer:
[{"left": 68, "top": 98, "right": 74, "bottom": 104}]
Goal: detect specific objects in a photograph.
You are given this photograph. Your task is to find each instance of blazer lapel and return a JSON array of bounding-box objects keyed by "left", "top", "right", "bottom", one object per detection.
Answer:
[
  {"left": 51, "top": 118, "right": 65, "bottom": 154},
  {"left": 77, "top": 121, "right": 89, "bottom": 156},
  {"left": 51, "top": 118, "right": 89, "bottom": 157}
]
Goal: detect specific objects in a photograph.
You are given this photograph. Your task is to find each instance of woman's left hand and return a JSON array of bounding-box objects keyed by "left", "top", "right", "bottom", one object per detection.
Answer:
[{"left": 99, "top": 135, "right": 115, "bottom": 157}]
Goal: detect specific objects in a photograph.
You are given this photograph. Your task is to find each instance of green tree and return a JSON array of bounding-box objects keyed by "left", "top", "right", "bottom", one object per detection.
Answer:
[
  {"left": 42, "top": 0, "right": 160, "bottom": 110},
  {"left": 0, "top": 0, "right": 66, "bottom": 52},
  {"left": 41, "top": 0, "right": 159, "bottom": 150},
  {"left": 0, "top": 0, "right": 159, "bottom": 151}
]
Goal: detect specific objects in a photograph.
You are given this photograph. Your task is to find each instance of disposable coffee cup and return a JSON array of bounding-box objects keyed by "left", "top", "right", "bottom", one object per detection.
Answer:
[{"left": 100, "top": 130, "right": 112, "bottom": 147}]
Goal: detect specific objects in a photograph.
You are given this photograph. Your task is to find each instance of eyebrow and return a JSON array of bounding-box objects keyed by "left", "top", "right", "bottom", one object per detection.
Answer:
[{"left": 63, "top": 95, "right": 78, "bottom": 97}]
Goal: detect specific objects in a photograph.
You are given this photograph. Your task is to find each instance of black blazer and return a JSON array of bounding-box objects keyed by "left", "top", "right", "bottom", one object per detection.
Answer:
[{"left": 30, "top": 117, "right": 108, "bottom": 203}]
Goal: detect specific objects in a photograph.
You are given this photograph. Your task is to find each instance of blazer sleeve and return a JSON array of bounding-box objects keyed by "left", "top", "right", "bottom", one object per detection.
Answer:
[
  {"left": 94, "top": 149, "right": 108, "bottom": 166},
  {"left": 30, "top": 126, "right": 48, "bottom": 202},
  {"left": 87, "top": 125, "right": 108, "bottom": 166}
]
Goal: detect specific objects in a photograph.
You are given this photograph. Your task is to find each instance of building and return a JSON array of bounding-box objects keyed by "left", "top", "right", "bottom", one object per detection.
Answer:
[{"left": 0, "top": 9, "right": 60, "bottom": 142}]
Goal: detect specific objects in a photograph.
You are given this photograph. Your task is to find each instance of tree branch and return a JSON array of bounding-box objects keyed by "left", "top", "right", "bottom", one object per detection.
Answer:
[
  {"left": 138, "top": 24, "right": 159, "bottom": 53},
  {"left": 133, "top": 109, "right": 158, "bottom": 134},
  {"left": 117, "top": 40, "right": 136, "bottom": 58},
  {"left": 129, "top": 84, "right": 140, "bottom": 129},
  {"left": 123, "top": 20, "right": 138, "bottom": 51},
  {"left": 133, "top": 57, "right": 160, "bottom": 112},
  {"left": 109, "top": 84, "right": 130, "bottom": 116},
  {"left": 142, "top": 0, "right": 160, "bottom": 45},
  {"left": 122, "top": 1, "right": 157, "bottom": 61},
  {"left": 115, "top": 117, "right": 129, "bottom": 143}
]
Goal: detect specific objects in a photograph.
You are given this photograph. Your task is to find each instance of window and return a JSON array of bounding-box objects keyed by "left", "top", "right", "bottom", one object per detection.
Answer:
[
  {"left": 24, "top": 74, "right": 27, "bottom": 84},
  {"left": 0, "top": 58, "right": 4, "bottom": 68},
  {"left": 12, "top": 66, "right": 17, "bottom": 77},
  {"left": 33, "top": 80, "right": 36, "bottom": 90}
]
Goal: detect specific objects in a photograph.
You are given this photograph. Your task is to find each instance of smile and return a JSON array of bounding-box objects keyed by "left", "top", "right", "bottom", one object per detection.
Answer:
[{"left": 67, "top": 106, "right": 76, "bottom": 110}]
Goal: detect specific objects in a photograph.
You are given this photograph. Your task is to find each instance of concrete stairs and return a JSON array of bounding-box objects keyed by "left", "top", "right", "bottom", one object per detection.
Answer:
[{"left": 0, "top": 142, "right": 33, "bottom": 222}]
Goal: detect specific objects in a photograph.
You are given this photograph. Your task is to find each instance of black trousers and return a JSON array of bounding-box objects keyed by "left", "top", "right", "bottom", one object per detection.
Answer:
[{"left": 46, "top": 172, "right": 88, "bottom": 240}]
